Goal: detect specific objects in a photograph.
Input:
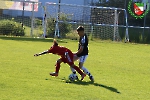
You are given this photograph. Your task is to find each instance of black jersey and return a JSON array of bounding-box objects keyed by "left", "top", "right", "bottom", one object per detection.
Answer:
[{"left": 77, "top": 34, "right": 88, "bottom": 57}]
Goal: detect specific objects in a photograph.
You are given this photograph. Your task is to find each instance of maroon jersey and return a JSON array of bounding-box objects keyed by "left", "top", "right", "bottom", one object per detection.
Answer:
[
  {"left": 47, "top": 45, "right": 74, "bottom": 65},
  {"left": 48, "top": 46, "right": 70, "bottom": 56}
]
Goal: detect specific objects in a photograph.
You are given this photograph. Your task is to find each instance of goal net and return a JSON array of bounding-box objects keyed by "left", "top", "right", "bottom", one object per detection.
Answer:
[
  {"left": 0, "top": 1, "right": 43, "bottom": 37},
  {"left": 44, "top": 2, "right": 129, "bottom": 41}
]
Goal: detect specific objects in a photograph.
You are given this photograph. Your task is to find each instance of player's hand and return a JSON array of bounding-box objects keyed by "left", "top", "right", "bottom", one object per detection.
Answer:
[{"left": 34, "top": 54, "right": 39, "bottom": 57}]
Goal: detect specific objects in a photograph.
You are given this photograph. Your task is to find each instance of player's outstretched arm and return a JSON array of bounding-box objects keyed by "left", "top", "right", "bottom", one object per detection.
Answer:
[{"left": 34, "top": 50, "right": 49, "bottom": 57}]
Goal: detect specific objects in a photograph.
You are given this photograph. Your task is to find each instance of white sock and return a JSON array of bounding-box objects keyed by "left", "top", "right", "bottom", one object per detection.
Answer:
[{"left": 81, "top": 66, "right": 91, "bottom": 76}]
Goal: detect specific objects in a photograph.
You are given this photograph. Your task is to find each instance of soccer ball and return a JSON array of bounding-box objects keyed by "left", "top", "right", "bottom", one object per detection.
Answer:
[
  {"left": 69, "top": 74, "right": 75, "bottom": 81},
  {"left": 68, "top": 73, "right": 78, "bottom": 81}
]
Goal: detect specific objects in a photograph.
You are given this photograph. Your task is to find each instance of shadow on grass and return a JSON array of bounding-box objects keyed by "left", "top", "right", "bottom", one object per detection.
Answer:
[
  {"left": 0, "top": 36, "right": 68, "bottom": 43},
  {"left": 45, "top": 77, "right": 121, "bottom": 94},
  {"left": 65, "top": 79, "right": 121, "bottom": 94}
]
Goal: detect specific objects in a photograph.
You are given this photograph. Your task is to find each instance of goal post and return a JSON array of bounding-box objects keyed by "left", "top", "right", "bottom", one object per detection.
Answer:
[{"left": 43, "top": 2, "right": 129, "bottom": 41}]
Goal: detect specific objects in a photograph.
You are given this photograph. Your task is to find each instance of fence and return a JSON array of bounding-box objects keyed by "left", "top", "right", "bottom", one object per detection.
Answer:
[
  {"left": 0, "top": 1, "right": 43, "bottom": 37},
  {"left": 1, "top": 1, "right": 150, "bottom": 43}
]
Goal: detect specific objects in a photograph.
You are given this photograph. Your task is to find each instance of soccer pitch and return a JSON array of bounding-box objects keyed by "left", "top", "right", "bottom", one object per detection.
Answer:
[{"left": 0, "top": 36, "right": 150, "bottom": 100}]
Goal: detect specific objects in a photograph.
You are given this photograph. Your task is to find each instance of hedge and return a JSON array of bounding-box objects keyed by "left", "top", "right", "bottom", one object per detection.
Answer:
[{"left": 0, "top": 20, "right": 25, "bottom": 36}]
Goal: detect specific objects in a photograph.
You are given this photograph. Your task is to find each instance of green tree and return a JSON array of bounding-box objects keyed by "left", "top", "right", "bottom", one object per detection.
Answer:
[
  {"left": 46, "top": 13, "right": 72, "bottom": 38},
  {"left": 94, "top": 0, "right": 150, "bottom": 26}
]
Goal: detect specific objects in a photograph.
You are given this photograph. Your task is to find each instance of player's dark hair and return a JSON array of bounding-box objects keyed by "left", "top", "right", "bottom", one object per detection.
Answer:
[{"left": 77, "top": 26, "right": 84, "bottom": 31}]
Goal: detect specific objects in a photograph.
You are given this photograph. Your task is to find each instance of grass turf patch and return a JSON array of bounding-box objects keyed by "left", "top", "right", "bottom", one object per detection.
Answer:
[{"left": 0, "top": 36, "right": 150, "bottom": 100}]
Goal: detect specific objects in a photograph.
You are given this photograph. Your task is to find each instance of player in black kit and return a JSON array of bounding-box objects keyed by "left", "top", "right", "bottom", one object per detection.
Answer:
[{"left": 71, "top": 26, "right": 94, "bottom": 81}]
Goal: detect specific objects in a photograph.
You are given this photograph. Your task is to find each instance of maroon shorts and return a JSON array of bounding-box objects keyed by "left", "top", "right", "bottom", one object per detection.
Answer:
[{"left": 61, "top": 51, "right": 74, "bottom": 66}]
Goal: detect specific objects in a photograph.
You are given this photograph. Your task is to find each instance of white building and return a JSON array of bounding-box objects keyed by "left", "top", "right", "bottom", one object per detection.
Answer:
[{"left": 3, "top": 0, "right": 99, "bottom": 18}]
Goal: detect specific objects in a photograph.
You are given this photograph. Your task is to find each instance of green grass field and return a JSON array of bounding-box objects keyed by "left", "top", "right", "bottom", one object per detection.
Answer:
[{"left": 0, "top": 36, "right": 150, "bottom": 100}]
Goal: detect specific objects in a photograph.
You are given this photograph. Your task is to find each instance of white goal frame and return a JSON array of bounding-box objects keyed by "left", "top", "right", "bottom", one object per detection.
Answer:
[{"left": 43, "top": 2, "right": 129, "bottom": 41}]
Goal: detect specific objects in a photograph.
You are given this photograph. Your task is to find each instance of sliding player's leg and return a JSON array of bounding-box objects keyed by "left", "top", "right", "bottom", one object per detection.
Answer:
[
  {"left": 70, "top": 64, "right": 86, "bottom": 80},
  {"left": 70, "top": 54, "right": 79, "bottom": 75},
  {"left": 50, "top": 58, "right": 63, "bottom": 76},
  {"left": 70, "top": 55, "right": 94, "bottom": 81},
  {"left": 66, "top": 52, "right": 85, "bottom": 80}
]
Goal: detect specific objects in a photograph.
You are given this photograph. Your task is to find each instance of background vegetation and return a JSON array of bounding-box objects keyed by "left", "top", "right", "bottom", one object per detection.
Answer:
[
  {"left": 94, "top": 0, "right": 150, "bottom": 27},
  {"left": 0, "top": 0, "right": 150, "bottom": 43},
  {"left": 0, "top": 19, "right": 25, "bottom": 36},
  {"left": 94, "top": 0, "right": 150, "bottom": 43}
]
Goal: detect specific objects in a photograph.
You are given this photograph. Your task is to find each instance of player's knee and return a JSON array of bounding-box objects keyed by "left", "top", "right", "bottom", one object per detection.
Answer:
[
  {"left": 57, "top": 59, "right": 62, "bottom": 64},
  {"left": 73, "top": 55, "right": 79, "bottom": 61},
  {"left": 79, "top": 63, "right": 83, "bottom": 69},
  {"left": 70, "top": 64, "right": 75, "bottom": 68}
]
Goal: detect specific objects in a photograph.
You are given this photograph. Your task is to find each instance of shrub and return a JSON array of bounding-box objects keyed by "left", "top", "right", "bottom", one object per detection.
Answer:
[
  {"left": 66, "top": 30, "right": 78, "bottom": 40},
  {"left": 128, "top": 28, "right": 150, "bottom": 43},
  {"left": 0, "top": 20, "right": 25, "bottom": 36},
  {"left": 46, "top": 18, "right": 55, "bottom": 37},
  {"left": 46, "top": 14, "right": 72, "bottom": 38}
]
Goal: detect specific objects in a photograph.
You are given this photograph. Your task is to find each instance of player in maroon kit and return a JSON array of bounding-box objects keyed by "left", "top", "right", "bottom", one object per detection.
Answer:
[{"left": 34, "top": 40, "right": 86, "bottom": 80}]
